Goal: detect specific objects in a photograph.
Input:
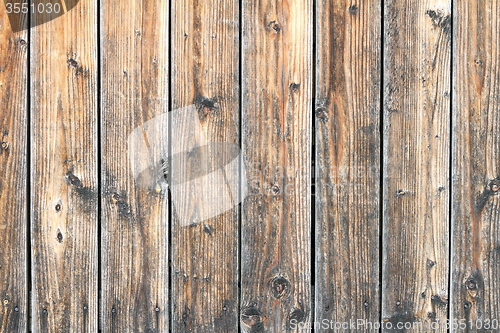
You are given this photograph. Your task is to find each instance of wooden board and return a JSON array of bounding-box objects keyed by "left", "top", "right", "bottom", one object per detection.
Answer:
[
  {"left": 100, "top": 0, "right": 170, "bottom": 331},
  {"left": 0, "top": 5, "right": 27, "bottom": 333},
  {"left": 30, "top": 0, "right": 98, "bottom": 331},
  {"left": 451, "top": 0, "right": 500, "bottom": 329},
  {"left": 170, "top": 0, "right": 240, "bottom": 331},
  {"left": 240, "top": 0, "right": 312, "bottom": 331},
  {"left": 382, "top": 0, "right": 451, "bottom": 330},
  {"left": 315, "top": 0, "right": 382, "bottom": 327}
]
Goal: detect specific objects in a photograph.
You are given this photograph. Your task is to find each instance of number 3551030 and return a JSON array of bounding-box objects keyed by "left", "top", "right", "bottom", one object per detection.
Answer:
[{"left": 5, "top": 2, "right": 61, "bottom": 14}]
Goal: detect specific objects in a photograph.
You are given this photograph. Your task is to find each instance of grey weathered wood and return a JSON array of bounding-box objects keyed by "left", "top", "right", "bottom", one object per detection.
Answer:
[
  {"left": 170, "top": 0, "right": 240, "bottom": 331},
  {"left": 0, "top": 5, "right": 27, "bottom": 333},
  {"left": 100, "top": 0, "right": 170, "bottom": 331},
  {"left": 30, "top": 0, "right": 98, "bottom": 330},
  {"left": 383, "top": 0, "right": 451, "bottom": 330},
  {"left": 451, "top": 0, "right": 500, "bottom": 330},
  {"left": 240, "top": 0, "right": 313, "bottom": 331},
  {"left": 315, "top": 0, "right": 382, "bottom": 327}
]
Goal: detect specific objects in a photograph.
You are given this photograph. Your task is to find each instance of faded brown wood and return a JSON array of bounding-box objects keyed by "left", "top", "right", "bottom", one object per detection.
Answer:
[
  {"left": 315, "top": 0, "right": 381, "bottom": 327},
  {"left": 0, "top": 5, "right": 27, "bottom": 333},
  {"left": 452, "top": 0, "right": 500, "bottom": 329},
  {"left": 170, "top": 0, "right": 240, "bottom": 332},
  {"left": 100, "top": 0, "right": 170, "bottom": 331},
  {"left": 383, "top": 0, "right": 451, "bottom": 330},
  {"left": 30, "top": 0, "right": 98, "bottom": 331},
  {"left": 240, "top": 0, "right": 312, "bottom": 331}
]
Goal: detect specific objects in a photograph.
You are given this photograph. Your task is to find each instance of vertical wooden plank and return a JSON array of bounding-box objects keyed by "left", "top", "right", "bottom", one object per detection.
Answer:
[
  {"left": 383, "top": 0, "right": 451, "bottom": 330},
  {"left": 170, "top": 0, "right": 240, "bottom": 332},
  {"left": 240, "top": 0, "right": 312, "bottom": 331},
  {"left": 315, "top": 0, "right": 381, "bottom": 327},
  {"left": 100, "top": 0, "right": 169, "bottom": 331},
  {"left": 0, "top": 4, "right": 27, "bottom": 332},
  {"left": 30, "top": 0, "right": 98, "bottom": 331},
  {"left": 452, "top": 0, "right": 500, "bottom": 329}
]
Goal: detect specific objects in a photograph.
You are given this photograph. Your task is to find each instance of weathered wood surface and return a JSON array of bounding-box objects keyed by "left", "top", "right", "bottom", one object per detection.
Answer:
[
  {"left": 0, "top": 4, "right": 27, "bottom": 332},
  {"left": 3, "top": 1, "right": 500, "bottom": 332},
  {"left": 451, "top": 0, "right": 500, "bottom": 330},
  {"left": 30, "top": 0, "right": 98, "bottom": 331},
  {"left": 315, "top": 0, "right": 382, "bottom": 328},
  {"left": 170, "top": 0, "right": 240, "bottom": 331},
  {"left": 30, "top": 0, "right": 98, "bottom": 332},
  {"left": 383, "top": 0, "right": 451, "bottom": 330},
  {"left": 100, "top": 0, "right": 170, "bottom": 331},
  {"left": 240, "top": 0, "right": 313, "bottom": 331}
]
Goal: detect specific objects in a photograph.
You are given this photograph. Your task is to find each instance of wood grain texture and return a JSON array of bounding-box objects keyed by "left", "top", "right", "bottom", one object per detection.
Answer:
[
  {"left": 315, "top": 0, "right": 381, "bottom": 328},
  {"left": 170, "top": 0, "right": 240, "bottom": 332},
  {"left": 240, "top": 0, "right": 312, "bottom": 331},
  {"left": 100, "top": 0, "right": 170, "bottom": 331},
  {"left": 451, "top": 0, "right": 500, "bottom": 329},
  {"left": 383, "top": 0, "right": 451, "bottom": 330},
  {"left": 30, "top": 0, "right": 98, "bottom": 331},
  {"left": 0, "top": 5, "right": 27, "bottom": 333}
]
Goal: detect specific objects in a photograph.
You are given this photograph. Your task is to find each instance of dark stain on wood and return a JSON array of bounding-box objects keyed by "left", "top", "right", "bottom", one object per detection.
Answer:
[{"left": 241, "top": 306, "right": 264, "bottom": 332}]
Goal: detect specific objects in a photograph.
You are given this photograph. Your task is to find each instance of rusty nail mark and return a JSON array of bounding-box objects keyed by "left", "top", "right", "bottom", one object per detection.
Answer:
[
  {"left": 1, "top": 142, "right": 9, "bottom": 150},
  {"left": 474, "top": 59, "right": 483, "bottom": 66},
  {"left": 57, "top": 231, "right": 63, "bottom": 243},
  {"left": 271, "top": 185, "right": 280, "bottom": 195},
  {"left": 111, "top": 193, "right": 120, "bottom": 203},
  {"left": 396, "top": 189, "right": 406, "bottom": 197},
  {"left": 203, "top": 225, "right": 213, "bottom": 235},
  {"left": 349, "top": 5, "right": 358, "bottom": 15},
  {"left": 427, "top": 259, "right": 436, "bottom": 267},
  {"left": 463, "top": 301, "right": 471, "bottom": 309},
  {"left": 289, "top": 83, "right": 300, "bottom": 92},
  {"left": 43, "top": 309, "right": 48, "bottom": 314},
  {"left": 223, "top": 305, "right": 228, "bottom": 311},
  {"left": 315, "top": 107, "right": 328, "bottom": 121},
  {"left": 19, "top": 39, "right": 26, "bottom": 46},
  {"left": 363, "top": 301, "right": 369, "bottom": 308},
  {"left": 269, "top": 21, "right": 281, "bottom": 33},
  {"left": 438, "top": 186, "right": 445, "bottom": 192},
  {"left": 111, "top": 308, "right": 117, "bottom": 314},
  {"left": 182, "top": 313, "right": 188, "bottom": 319},
  {"left": 489, "top": 181, "right": 500, "bottom": 192},
  {"left": 427, "top": 312, "right": 436, "bottom": 319},
  {"left": 421, "top": 292, "right": 426, "bottom": 298},
  {"left": 67, "top": 58, "right": 78, "bottom": 68}
]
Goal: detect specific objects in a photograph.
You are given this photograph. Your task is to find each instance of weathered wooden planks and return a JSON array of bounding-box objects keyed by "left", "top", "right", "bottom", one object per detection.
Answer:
[
  {"left": 383, "top": 0, "right": 451, "bottom": 330},
  {"left": 100, "top": 0, "right": 170, "bottom": 331},
  {"left": 240, "top": 0, "right": 312, "bottom": 331},
  {"left": 170, "top": 0, "right": 240, "bottom": 332},
  {"left": 30, "top": 0, "right": 98, "bottom": 331},
  {"left": 0, "top": 5, "right": 27, "bottom": 333},
  {"left": 451, "top": 0, "right": 500, "bottom": 330},
  {"left": 315, "top": 0, "right": 382, "bottom": 328}
]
